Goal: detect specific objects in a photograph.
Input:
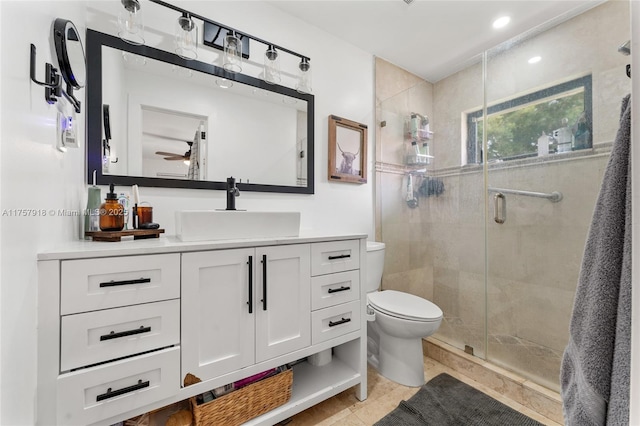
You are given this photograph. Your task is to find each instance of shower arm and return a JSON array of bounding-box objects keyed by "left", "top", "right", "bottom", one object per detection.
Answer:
[{"left": 488, "top": 187, "right": 563, "bottom": 202}]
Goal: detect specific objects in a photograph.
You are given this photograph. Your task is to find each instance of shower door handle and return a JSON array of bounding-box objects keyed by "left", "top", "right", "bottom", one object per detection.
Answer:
[{"left": 494, "top": 193, "right": 506, "bottom": 224}]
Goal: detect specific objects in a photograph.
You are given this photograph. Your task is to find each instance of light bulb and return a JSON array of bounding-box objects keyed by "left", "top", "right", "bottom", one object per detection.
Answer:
[
  {"left": 118, "top": 0, "right": 144, "bottom": 45},
  {"left": 296, "top": 58, "right": 312, "bottom": 94},
  {"left": 175, "top": 14, "right": 197, "bottom": 60},
  {"left": 263, "top": 45, "right": 281, "bottom": 84},
  {"left": 223, "top": 31, "right": 243, "bottom": 73}
]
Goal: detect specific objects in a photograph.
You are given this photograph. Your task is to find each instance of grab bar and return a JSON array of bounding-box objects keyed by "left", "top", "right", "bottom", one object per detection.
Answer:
[{"left": 488, "top": 187, "right": 563, "bottom": 203}]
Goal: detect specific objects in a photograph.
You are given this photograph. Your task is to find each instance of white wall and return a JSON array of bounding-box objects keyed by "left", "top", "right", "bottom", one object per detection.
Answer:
[
  {"left": 85, "top": 0, "right": 375, "bottom": 235},
  {"left": 1, "top": 2, "right": 89, "bottom": 424},
  {"left": 0, "top": 1, "right": 375, "bottom": 424}
]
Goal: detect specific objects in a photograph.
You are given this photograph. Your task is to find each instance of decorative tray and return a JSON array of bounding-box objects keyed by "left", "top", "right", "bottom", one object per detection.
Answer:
[{"left": 85, "top": 229, "right": 165, "bottom": 242}]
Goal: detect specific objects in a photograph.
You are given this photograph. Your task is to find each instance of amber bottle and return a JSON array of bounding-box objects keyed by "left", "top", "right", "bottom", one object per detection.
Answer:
[{"left": 99, "top": 183, "right": 125, "bottom": 231}]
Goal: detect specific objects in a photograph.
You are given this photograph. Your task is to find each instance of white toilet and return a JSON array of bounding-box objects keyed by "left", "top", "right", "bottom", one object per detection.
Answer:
[{"left": 366, "top": 241, "right": 443, "bottom": 387}]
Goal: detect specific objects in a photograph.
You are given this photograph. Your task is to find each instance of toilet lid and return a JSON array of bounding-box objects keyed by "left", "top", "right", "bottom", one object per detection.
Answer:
[{"left": 368, "top": 290, "right": 443, "bottom": 322}]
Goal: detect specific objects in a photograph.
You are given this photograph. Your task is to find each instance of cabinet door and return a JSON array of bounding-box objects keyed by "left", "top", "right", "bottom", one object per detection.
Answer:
[
  {"left": 182, "top": 249, "right": 255, "bottom": 381},
  {"left": 255, "top": 244, "right": 311, "bottom": 362}
]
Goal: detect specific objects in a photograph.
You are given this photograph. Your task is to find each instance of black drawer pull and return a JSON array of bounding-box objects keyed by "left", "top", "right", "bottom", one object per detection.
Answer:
[
  {"left": 261, "top": 254, "right": 267, "bottom": 311},
  {"left": 247, "top": 256, "right": 253, "bottom": 314},
  {"left": 328, "top": 286, "right": 351, "bottom": 294},
  {"left": 328, "top": 254, "right": 350, "bottom": 260},
  {"left": 329, "top": 317, "right": 351, "bottom": 327},
  {"left": 96, "top": 379, "right": 149, "bottom": 401},
  {"left": 100, "top": 326, "right": 151, "bottom": 341},
  {"left": 99, "top": 278, "right": 151, "bottom": 288}
]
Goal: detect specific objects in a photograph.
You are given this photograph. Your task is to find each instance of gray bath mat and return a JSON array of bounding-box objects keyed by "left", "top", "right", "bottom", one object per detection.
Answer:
[{"left": 375, "top": 373, "right": 545, "bottom": 425}]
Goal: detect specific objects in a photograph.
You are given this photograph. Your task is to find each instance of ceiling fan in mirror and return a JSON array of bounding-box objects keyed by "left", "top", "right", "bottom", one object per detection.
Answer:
[{"left": 155, "top": 140, "right": 192, "bottom": 162}]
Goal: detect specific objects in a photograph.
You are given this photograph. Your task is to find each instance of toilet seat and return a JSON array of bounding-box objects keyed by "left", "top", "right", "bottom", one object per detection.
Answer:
[{"left": 368, "top": 290, "right": 442, "bottom": 322}]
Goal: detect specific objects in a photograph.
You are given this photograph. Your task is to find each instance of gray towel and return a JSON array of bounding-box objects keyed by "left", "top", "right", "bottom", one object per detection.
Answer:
[{"left": 560, "top": 94, "right": 631, "bottom": 426}]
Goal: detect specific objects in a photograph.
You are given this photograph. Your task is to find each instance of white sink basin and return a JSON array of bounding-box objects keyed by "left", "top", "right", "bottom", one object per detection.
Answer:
[{"left": 176, "top": 210, "right": 301, "bottom": 242}]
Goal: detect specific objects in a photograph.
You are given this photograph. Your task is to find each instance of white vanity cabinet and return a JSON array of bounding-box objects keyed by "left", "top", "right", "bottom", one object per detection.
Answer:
[
  {"left": 53, "top": 254, "right": 182, "bottom": 426},
  {"left": 310, "top": 240, "right": 362, "bottom": 344},
  {"left": 181, "top": 244, "right": 311, "bottom": 382},
  {"left": 37, "top": 235, "right": 367, "bottom": 426}
]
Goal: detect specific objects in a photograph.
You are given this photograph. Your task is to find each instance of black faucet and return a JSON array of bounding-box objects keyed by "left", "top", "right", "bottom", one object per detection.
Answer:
[{"left": 226, "top": 176, "right": 240, "bottom": 210}]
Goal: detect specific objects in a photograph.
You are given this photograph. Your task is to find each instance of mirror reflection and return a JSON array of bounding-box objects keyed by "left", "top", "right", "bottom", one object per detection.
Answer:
[
  {"left": 142, "top": 107, "right": 205, "bottom": 180},
  {"left": 86, "top": 30, "right": 314, "bottom": 194},
  {"left": 65, "top": 23, "right": 86, "bottom": 88}
]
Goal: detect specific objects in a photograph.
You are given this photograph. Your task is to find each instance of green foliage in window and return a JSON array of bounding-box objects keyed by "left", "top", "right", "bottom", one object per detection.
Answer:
[{"left": 478, "top": 91, "right": 585, "bottom": 161}]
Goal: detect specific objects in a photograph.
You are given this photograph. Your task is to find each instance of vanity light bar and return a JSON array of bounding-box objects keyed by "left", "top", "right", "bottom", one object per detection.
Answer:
[{"left": 148, "top": 0, "right": 310, "bottom": 62}]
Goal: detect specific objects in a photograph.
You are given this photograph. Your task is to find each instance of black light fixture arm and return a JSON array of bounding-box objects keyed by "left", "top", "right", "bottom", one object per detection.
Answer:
[{"left": 148, "top": 0, "right": 310, "bottom": 62}]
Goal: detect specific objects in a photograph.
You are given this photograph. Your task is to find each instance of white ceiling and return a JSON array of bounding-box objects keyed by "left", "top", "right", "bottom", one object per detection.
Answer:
[{"left": 267, "top": 0, "right": 604, "bottom": 82}]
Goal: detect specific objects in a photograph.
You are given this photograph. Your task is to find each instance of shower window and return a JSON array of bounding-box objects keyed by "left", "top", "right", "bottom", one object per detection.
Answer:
[{"left": 466, "top": 75, "right": 592, "bottom": 164}]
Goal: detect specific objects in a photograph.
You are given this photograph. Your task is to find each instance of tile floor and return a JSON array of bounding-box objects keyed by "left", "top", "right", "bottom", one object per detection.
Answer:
[{"left": 283, "top": 357, "right": 562, "bottom": 426}]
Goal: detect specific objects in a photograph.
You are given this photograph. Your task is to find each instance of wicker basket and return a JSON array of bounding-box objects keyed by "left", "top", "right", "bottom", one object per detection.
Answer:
[{"left": 190, "top": 369, "right": 293, "bottom": 426}]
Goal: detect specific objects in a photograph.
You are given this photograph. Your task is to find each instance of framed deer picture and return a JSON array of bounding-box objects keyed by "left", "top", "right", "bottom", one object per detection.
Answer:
[{"left": 328, "top": 115, "right": 368, "bottom": 184}]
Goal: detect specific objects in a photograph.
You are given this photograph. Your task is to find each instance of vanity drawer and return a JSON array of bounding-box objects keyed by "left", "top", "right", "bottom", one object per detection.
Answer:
[
  {"left": 311, "top": 240, "right": 360, "bottom": 276},
  {"left": 61, "top": 254, "right": 180, "bottom": 315},
  {"left": 61, "top": 299, "right": 180, "bottom": 372},
  {"left": 311, "top": 270, "right": 360, "bottom": 311},
  {"left": 311, "top": 300, "right": 361, "bottom": 345},
  {"left": 57, "top": 347, "right": 179, "bottom": 426}
]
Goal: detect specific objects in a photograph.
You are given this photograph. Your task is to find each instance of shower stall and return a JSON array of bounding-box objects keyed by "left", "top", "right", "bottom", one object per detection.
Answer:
[{"left": 375, "top": 0, "right": 631, "bottom": 392}]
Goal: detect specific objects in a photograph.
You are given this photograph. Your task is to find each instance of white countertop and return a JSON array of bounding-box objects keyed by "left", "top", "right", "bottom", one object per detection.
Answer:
[{"left": 37, "top": 233, "right": 368, "bottom": 260}]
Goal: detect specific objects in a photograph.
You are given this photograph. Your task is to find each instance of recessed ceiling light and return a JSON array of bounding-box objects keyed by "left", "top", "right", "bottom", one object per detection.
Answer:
[
  {"left": 528, "top": 56, "right": 542, "bottom": 64},
  {"left": 492, "top": 16, "right": 511, "bottom": 29}
]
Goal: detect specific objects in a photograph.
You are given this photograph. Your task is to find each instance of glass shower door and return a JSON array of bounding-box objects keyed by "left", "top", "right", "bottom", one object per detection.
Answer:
[
  {"left": 483, "top": 0, "right": 630, "bottom": 391},
  {"left": 376, "top": 59, "right": 488, "bottom": 359}
]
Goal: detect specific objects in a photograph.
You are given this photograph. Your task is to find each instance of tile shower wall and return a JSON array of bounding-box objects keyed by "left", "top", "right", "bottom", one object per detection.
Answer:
[
  {"left": 376, "top": 0, "right": 629, "bottom": 392},
  {"left": 375, "top": 57, "right": 438, "bottom": 305},
  {"left": 376, "top": 57, "right": 488, "bottom": 358},
  {"left": 484, "top": 156, "right": 607, "bottom": 391}
]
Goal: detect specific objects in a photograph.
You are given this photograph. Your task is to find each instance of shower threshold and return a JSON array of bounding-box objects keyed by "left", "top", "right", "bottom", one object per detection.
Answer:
[{"left": 422, "top": 337, "right": 563, "bottom": 424}]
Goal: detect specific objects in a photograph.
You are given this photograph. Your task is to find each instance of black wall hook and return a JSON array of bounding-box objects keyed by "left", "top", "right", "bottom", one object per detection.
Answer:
[
  {"left": 29, "top": 44, "right": 61, "bottom": 105},
  {"left": 626, "top": 64, "right": 631, "bottom": 79}
]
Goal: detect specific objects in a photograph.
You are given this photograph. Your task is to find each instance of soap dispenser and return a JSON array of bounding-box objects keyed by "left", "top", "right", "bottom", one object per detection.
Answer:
[{"left": 99, "top": 183, "right": 125, "bottom": 232}]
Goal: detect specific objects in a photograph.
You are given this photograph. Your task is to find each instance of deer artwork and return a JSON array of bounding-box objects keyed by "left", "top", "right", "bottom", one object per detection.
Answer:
[{"left": 337, "top": 142, "right": 360, "bottom": 175}]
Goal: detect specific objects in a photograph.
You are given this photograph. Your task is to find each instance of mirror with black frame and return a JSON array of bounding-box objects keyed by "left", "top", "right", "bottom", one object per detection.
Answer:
[
  {"left": 53, "top": 18, "right": 85, "bottom": 113},
  {"left": 86, "top": 29, "right": 315, "bottom": 194}
]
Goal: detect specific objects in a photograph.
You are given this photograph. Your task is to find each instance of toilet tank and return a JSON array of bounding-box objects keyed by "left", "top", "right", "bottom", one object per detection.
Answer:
[{"left": 366, "top": 241, "right": 386, "bottom": 293}]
